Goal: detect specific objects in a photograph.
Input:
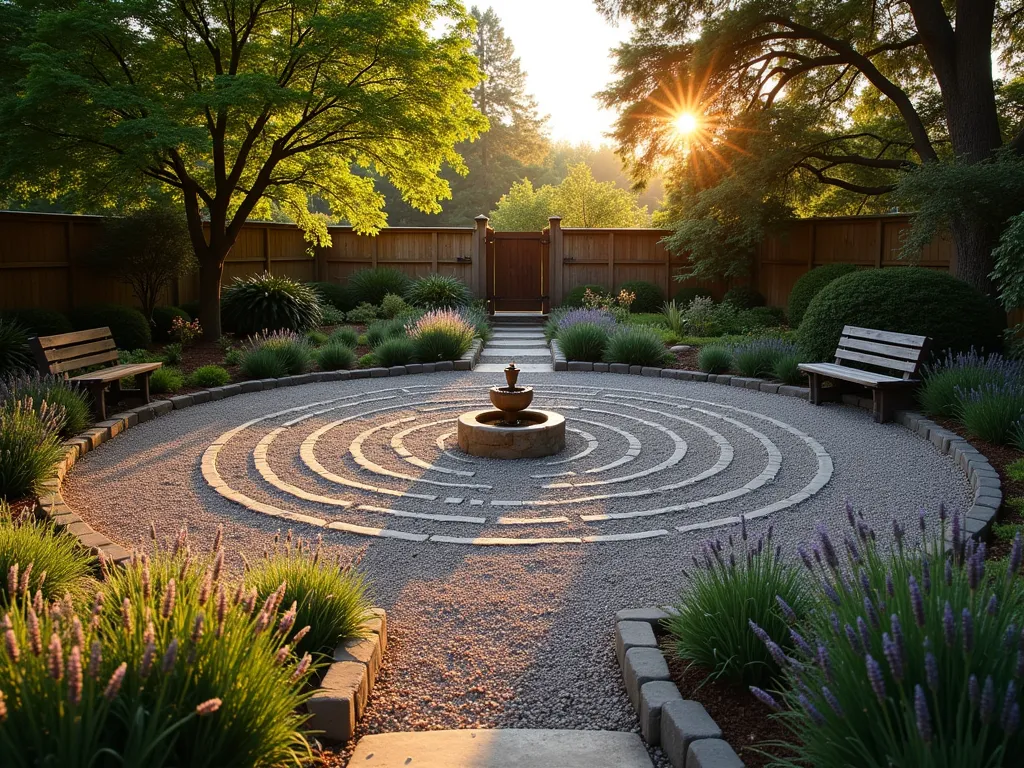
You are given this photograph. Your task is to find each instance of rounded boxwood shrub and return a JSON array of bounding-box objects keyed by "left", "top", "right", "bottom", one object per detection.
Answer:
[
  {"left": 3, "top": 308, "right": 72, "bottom": 337},
  {"left": 406, "top": 274, "right": 472, "bottom": 310},
  {"left": 604, "top": 325, "right": 672, "bottom": 366},
  {"left": 178, "top": 300, "right": 201, "bottom": 321},
  {"left": 620, "top": 280, "right": 665, "bottom": 314},
  {"left": 372, "top": 336, "right": 416, "bottom": 367},
  {"left": 0, "top": 319, "right": 31, "bottom": 377},
  {"left": 557, "top": 322, "right": 609, "bottom": 362},
  {"left": 562, "top": 284, "right": 608, "bottom": 308},
  {"left": 222, "top": 272, "right": 323, "bottom": 335},
  {"left": 151, "top": 305, "right": 190, "bottom": 342},
  {"left": 672, "top": 285, "right": 713, "bottom": 306},
  {"left": 308, "top": 281, "right": 355, "bottom": 312},
  {"left": 787, "top": 263, "right": 858, "bottom": 327},
  {"left": 723, "top": 284, "right": 765, "bottom": 309},
  {"left": 798, "top": 267, "right": 1005, "bottom": 362},
  {"left": 315, "top": 343, "right": 356, "bottom": 371},
  {"left": 187, "top": 364, "right": 231, "bottom": 388},
  {"left": 346, "top": 267, "right": 411, "bottom": 307},
  {"left": 69, "top": 304, "right": 152, "bottom": 350}
]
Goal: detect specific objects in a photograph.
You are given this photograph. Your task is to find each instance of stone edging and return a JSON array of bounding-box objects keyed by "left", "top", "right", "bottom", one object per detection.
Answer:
[
  {"left": 615, "top": 607, "right": 744, "bottom": 768},
  {"left": 551, "top": 344, "right": 1003, "bottom": 542}
]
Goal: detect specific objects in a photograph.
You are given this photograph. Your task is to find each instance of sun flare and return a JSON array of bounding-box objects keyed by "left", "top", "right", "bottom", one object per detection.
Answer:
[{"left": 673, "top": 112, "right": 699, "bottom": 136}]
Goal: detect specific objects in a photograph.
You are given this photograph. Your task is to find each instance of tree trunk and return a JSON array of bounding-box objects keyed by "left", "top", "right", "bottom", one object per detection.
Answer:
[
  {"left": 198, "top": 253, "right": 226, "bottom": 340},
  {"left": 949, "top": 213, "right": 997, "bottom": 295}
]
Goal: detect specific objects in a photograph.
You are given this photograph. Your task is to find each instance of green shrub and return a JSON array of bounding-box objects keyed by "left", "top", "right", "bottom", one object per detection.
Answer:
[
  {"left": 244, "top": 542, "right": 371, "bottom": 659},
  {"left": 723, "top": 284, "right": 765, "bottom": 309},
  {"left": 1012, "top": 419, "right": 1024, "bottom": 451},
  {"left": 619, "top": 281, "right": 665, "bottom": 314},
  {"left": 221, "top": 272, "right": 323, "bottom": 335},
  {"left": 625, "top": 312, "right": 669, "bottom": 328},
  {"left": 668, "top": 524, "right": 808, "bottom": 686},
  {"left": 178, "top": 300, "right": 201, "bottom": 322},
  {"left": 69, "top": 304, "right": 152, "bottom": 351},
  {"left": 380, "top": 293, "right": 412, "bottom": 319},
  {"left": 319, "top": 304, "right": 346, "bottom": 325},
  {"left": 345, "top": 302, "right": 380, "bottom": 323},
  {"left": 240, "top": 347, "right": 288, "bottom": 379},
  {"left": 682, "top": 296, "right": 729, "bottom": 337},
  {"left": 308, "top": 281, "right": 354, "bottom": 312},
  {"left": 372, "top": 336, "right": 416, "bottom": 367},
  {"left": 662, "top": 301, "right": 685, "bottom": 335},
  {"left": 787, "top": 263, "right": 858, "bottom": 327},
  {"left": 305, "top": 330, "right": 329, "bottom": 347},
  {"left": 241, "top": 331, "right": 310, "bottom": 377},
  {"left": 330, "top": 326, "right": 359, "bottom": 348},
  {"left": 773, "top": 353, "right": 805, "bottom": 385},
  {"left": 151, "top": 306, "right": 190, "bottom": 342},
  {"left": 0, "top": 372, "right": 91, "bottom": 437},
  {"left": 732, "top": 338, "right": 798, "bottom": 378},
  {"left": 0, "top": 398, "right": 65, "bottom": 501},
  {"left": 366, "top": 318, "right": 408, "bottom": 348},
  {"left": 3, "top": 308, "right": 72, "bottom": 337},
  {"left": 557, "top": 322, "right": 610, "bottom": 362},
  {"left": 149, "top": 366, "right": 185, "bottom": 394},
  {"left": 0, "top": 504, "right": 95, "bottom": 606},
  {"left": 406, "top": 274, "right": 472, "bottom": 310},
  {"left": 798, "top": 268, "right": 1005, "bottom": 362},
  {"left": 357, "top": 353, "right": 376, "bottom": 368},
  {"left": 346, "top": 267, "right": 411, "bottom": 306},
  {"left": 224, "top": 347, "right": 243, "bottom": 366},
  {"left": 750, "top": 511, "right": 1024, "bottom": 767},
  {"left": 698, "top": 344, "right": 733, "bottom": 374},
  {"left": 735, "top": 306, "right": 786, "bottom": 331},
  {"left": 458, "top": 304, "right": 492, "bottom": 342},
  {"left": 918, "top": 350, "right": 1021, "bottom": 418},
  {"left": 604, "top": 325, "right": 672, "bottom": 366},
  {"left": 562, "top": 284, "right": 608, "bottom": 308},
  {"left": 161, "top": 342, "right": 183, "bottom": 365},
  {"left": 673, "top": 285, "right": 713, "bottom": 305},
  {"left": 187, "top": 365, "right": 231, "bottom": 388},
  {"left": 957, "top": 382, "right": 1024, "bottom": 444},
  {"left": 407, "top": 310, "right": 475, "bottom": 362},
  {"left": 315, "top": 343, "right": 356, "bottom": 371}
]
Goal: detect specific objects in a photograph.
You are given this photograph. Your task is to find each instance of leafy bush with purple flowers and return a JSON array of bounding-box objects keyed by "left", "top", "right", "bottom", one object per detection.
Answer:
[
  {"left": 920, "top": 349, "right": 1024, "bottom": 418},
  {"left": 750, "top": 506, "right": 1024, "bottom": 767},
  {"left": 957, "top": 380, "right": 1024, "bottom": 445},
  {"left": 554, "top": 308, "right": 618, "bottom": 336},
  {"left": 731, "top": 338, "right": 800, "bottom": 379},
  {"left": 666, "top": 520, "right": 810, "bottom": 686}
]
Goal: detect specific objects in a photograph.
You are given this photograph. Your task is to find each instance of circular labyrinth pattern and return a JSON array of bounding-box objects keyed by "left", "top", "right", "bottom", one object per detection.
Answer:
[{"left": 201, "top": 383, "right": 834, "bottom": 545}]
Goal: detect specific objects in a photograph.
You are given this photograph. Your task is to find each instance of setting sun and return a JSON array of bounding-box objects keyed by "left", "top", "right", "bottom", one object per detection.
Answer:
[{"left": 673, "top": 111, "right": 699, "bottom": 135}]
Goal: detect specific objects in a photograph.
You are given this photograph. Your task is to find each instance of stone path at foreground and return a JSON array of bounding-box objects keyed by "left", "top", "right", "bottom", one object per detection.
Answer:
[{"left": 62, "top": 371, "right": 972, "bottom": 766}]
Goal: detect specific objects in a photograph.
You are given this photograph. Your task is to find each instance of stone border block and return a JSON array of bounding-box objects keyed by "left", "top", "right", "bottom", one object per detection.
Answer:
[
  {"left": 568, "top": 361, "right": 594, "bottom": 372},
  {"left": 623, "top": 647, "right": 671, "bottom": 710},
  {"left": 661, "top": 700, "right": 722, "bottom": 768},
  {"left": 639, "top": 680, "right": 682, "bottom": 747},
  {"left": 615, "top": 620, "right": 658, "bottom": 668},
  {"left": 687, "top": 738, "right": 745, "bottom": 768}
]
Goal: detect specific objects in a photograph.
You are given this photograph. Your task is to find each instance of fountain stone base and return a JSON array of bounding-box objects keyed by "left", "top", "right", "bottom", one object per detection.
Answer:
[{"left": 457, "top": 409, "right": 565, "bottom": 459}]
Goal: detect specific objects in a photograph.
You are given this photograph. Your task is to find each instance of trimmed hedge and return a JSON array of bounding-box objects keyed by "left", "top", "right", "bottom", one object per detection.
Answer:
[
  {"left": 797, "top": 267, "right": 1005, "bottom": 362},
  {"left": 3, "top": 308, "right": 72, "bottom": 337},
  {"left": 69, "top": 304, "right": 152, "bottom": 350},
  {"left": 562, "top": 284, "right": 607, "bottom": 308},
  {"left": 787, "top": 263, "right": 858, "bottom": 327},
  {"left": 620, "top": 280, "right": 665, "bottom": 314}
]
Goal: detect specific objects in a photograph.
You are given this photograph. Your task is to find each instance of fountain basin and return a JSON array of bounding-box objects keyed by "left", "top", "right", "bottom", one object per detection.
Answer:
[
  {"left": 457, "top": 409, "right": 565, "bottom": 459},
  {"left": 489, "top": 385, "right": 534, "bottom": 415}
]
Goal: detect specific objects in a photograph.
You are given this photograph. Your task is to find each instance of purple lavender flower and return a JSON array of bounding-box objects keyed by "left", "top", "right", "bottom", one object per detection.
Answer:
[
  {"left": 963, "top": 608, "right": 974, "bottom": 654},
  {"left": 789, "top": 629, "right": 812, "bottom": 656},
  {"left": 943, "top": 602, "right": 955, "bottom": 647},
  {"left": 885, "top": 572, "right": 894, "bottom": 597},
  {"left": 858, "top": 617, "right": 872, "bottom": 650},
  {"left": 968, "top": 551, "right": 982, "bottom": 591},
  {"left": 776, "top": 596, "right": 798, "bottom": 624},
  {"left": 846, "top": 501, "right": 856, "bottom": 529},
  {"left": 822, "top": 686, "right": 843, "bottom": 717},
  {"left": 816, "top": 523, "right": 840, "bottom": 569},
  {"left": 830, "top": 612, "right": 840, "bottom": 633},
  {"left": 866, "top": 654, "right": 886, "bottom": 703},
  {"left": 864, "top": 596, "right": 880, "bottom": 628},
  {"left": 798, "top": 693, "right": 826, "bottom": 725},
  {"left": 797, "top": 544, "right": 814, "bottom": 572},
  {"left": 945, "top": 558, "right": 953, "bottom": 587},
  {"left": 554, "top": 308, "right": 618, "bottom": 333},
  {"left": 812, "top": 543, "right": 823, "bottom": 566},
  {"left": 909, "top": 576, "right": 926, "bottom": 627},
  {"left": 982, "top": 676, "right": 995, "bottom": 723},
  {"left": 890, "top": 615, "right": 906, "bottom": 665},
  {"left": 765, "top": 640, "right": 788, "bottom": 668},
  {"left": 846, "top": 536, "right": 862, "bottom": 564},
  {"left": 883, "top": 633, "right": 904, "bottom": 682},
  {"left": 749, "top": 686, "right": 781, "bottom": 711},
  {"left": 892, "top": 520, "right": 904, "bottom": 550},
  {"left": 1010, "top": 532, "right": 1023, "bottom": 580},
  {"left": 988, "top": 595, "right": 999, "bottom": 616},
  {"left": 921, "top": 557, "right": 931, "bottom": 594},
  {"left": 817, "top": 644, "right": 834, "bottom": 682},
  {"left": 859, "top": 571, "right": 871, "bottom": 595},
  {"left": 969, "top": 675, "right": 980, "bottom": 709},
  {"left": 845, "top": 624, "right": 862, "bottom": 654},
  {"left": 940, "top": 501, "right": 947, "bottom": 523},
  {"left": 925, "top": 652, "right": 939, "bottom": 692},
  {"left": 749, "top": 620, "right": 771, "bottom": 645},
  {"left": 1004, "top": 703, "right": 1021, "bottom": 735},
  {"left": 822, "top": 580, "right": 841, "bottom": 606},
  {"left": 914, "top": 685, "right": 932, "bottom": 743},
  {"left": 1002, "top": 681, "right": 1018, "bottom": 731}
]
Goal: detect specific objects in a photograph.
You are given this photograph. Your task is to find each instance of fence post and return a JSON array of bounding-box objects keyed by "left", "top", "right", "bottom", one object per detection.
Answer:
[
  {"left": 262, "top": 227, "right": 271, "bottom": 274},
  {"left": 473, "top": 215, "right": 489, "bottom": 302},
  {"left": 548, "top": 216, "right": 562, "bottom": 308},
  {"left": 607, "top": 230, "right": 615, "bottom": 292}
]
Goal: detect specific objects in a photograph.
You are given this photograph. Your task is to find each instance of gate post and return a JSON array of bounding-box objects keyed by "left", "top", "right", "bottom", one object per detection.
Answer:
[
  {"left": 473, "top": 215, "right": 489, "bottom": 303},
  {"left": 548, "top": 216, "right": 563, "bottom": 309}
]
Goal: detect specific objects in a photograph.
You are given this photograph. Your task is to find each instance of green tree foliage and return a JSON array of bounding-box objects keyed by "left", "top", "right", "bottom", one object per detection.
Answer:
[
  {"left": 598, "top": 1, "right": 1024, "bottom": 292},
  {"left": 490, "top": 163, "right": 650, "bottom": 230},
  {"left": 0, "top": 0, "right": 486, "bottom": 338}
]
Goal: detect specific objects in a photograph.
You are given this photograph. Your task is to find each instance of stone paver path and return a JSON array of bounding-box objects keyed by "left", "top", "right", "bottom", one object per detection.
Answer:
[{"left": 475, "top": 316, "right": 551, "bottom": 373}]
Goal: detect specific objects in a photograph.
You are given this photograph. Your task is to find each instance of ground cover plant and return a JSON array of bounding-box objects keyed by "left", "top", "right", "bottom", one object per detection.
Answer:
[
  {"left": 732, "top": 338, "right": 800, "bottom": 379},
  {"left": 148, "top": 367, "right": 185, "bottom": 395},
  {"left": 919, "top": 350, "right": 1023, "bottom": 418},
  {"left": 698, "top": 344, "right": 733, "bottom": 374},
  {"left": 221, "top": 273, "right": 323, "bottom": 335},
  {"left": 186, "top": 365, "right": 231, "bottom": 388},
  {"left": 330, "top": 327, "right": 359, "bottom": 348},
  {"left": 372, "top": 336, "right": 416, "bottom": 367}
]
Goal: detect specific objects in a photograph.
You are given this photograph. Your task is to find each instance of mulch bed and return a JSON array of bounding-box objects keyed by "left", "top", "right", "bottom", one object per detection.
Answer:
[
  {"left": 666, "top": 345, "right": 700, "bottom": 371},
  {"left": 661, "top": 638, "right": 793, "bottom": 767}
]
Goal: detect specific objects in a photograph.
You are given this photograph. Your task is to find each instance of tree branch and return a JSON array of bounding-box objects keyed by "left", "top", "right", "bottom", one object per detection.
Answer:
[{"left": 794, "top": 162, "right": 897, "bottom": 195}]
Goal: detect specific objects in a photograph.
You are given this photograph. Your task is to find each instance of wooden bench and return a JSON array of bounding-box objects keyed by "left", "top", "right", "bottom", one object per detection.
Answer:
[
  {"left": 798, "top": 325, "right": 931, "bottom": 423},
  {"left": 28, "top": 327, "right": 162, "bottom": 420}
]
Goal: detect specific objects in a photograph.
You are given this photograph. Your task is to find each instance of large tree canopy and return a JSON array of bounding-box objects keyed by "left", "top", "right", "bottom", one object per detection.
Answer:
[
  {"left": 0, "top": 0, "right": 485, "bottom": 337},
  {"left": 598, "top": 0, "right": 1024, "bottom": 292}
]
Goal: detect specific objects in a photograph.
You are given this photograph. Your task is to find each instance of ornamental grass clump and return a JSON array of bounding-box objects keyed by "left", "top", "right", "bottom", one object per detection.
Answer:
[
  {"left": 244, "top": 532, "right": 371, "bottom": 660},
  {"left": 405, "top": 274, "right": 472, "bottom": 310},
  {"left": 365, "top": 318, "right": 408, "bottom": 348},
  {"left": 667, "top": 520, "right": 809, "bottom": 687},
  {"left": 773, "top": 353, "right": 805, "bottom": 386},
  {"left": 0, "top": 399, "right": 65, "bottom": 502},
  {"left": 750, "top": 505, "right": 1024, "bottom": 768},
  {"left": 329, "top": 326, "right": 359, "bottom": 348},
  {"left": 555, "top": 308, "right": 618, "bottom": 336},
  {"left": 920, "top": 349, "right": 1023, "bottom": 418},
  {"left": 556, "top": 322, "right": 609, "bottom": 362},
  {"left": 241, "top": 330, "right": 310, "bottom": 376},
  {"left": 315, "top": 343, "right": 355, "bottom": 371},
  {"left": 407, "top": 309, "right": 475, "bottom": 362},
  {"left": 957, "top": 381, "right": 1024, "bottom": 444},
  {"left": 698, "top": 344, "right": 733, "bottom": 374},
  {"left": 604, "top": 325, "right": 672, "bottom": 367},
  {"left": 732, "top": 338, "right": 799, "bottom": 379},
  {"left": 0, "top": 372, "right": 91, "bottom": 438},
  {"left": 221, "top": 272, "right": 323, "bottom": 335},
  {"left": 372, "top": 336, "right": 416, "bottom": 367}
]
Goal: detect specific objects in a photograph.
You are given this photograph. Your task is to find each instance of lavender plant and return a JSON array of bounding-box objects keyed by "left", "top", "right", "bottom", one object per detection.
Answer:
[
  {"left": 557, "top": 322, "right": 610, "bottom": 362},
  {"left": 919, "top": 349, "right": 1023, "bottom": 418},
  {"left": 957, "top": 380, "right": 1024, "bottom": 444},
  {"left": 667, "top": 521, "right": 810, "bottom": 686},
  {"left": 553, "top": 308, "right": 618, "bottom": 337},
  {"left": 0, "top": 371, "right": 91, "bottom": 438},
  {"left": 731, "top": 338, "right": 799, "bottom": 379},
  {"left": 1012, "top": 418, "right": 1024, "bottom": 453},
  {"left": 0, "top": 398, "right": 66, "bottom": 501},
  {"left": 750, "top": 506, "right": 1024, "bottom": 768}
]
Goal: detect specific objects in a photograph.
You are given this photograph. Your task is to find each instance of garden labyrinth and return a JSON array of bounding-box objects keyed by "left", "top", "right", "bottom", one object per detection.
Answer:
[{"left": 201, "top": 382, "right": 835, "bottom": 544}]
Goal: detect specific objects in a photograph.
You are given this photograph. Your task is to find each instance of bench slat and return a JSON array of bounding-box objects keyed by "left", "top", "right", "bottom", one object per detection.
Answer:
[
  {"left": 35, "top": 327, "right": 113, "bottom": 348},
  {"left": 798, "top": 362, "right": 909, "bottom": 386},
  {"left": 50, "top": 350, "right": 122, "bottom": 374},
  {"left": 835, "top": 348, "right": 919, "bottom": 374},
  {"left": 838, "top": 336, "right": 926, "bottom": 362},
  {"left": 70, "top": 362, "right": 162, "bottom": 383},
  {"left": 843, "top": 325, "right": 929, "bottom": 348},
  {"left": 43, "top": 338, "right": 117, "bottom": 363}
]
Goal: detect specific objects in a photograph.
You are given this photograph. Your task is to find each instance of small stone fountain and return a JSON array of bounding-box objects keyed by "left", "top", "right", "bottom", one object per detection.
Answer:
[{"left": 457, "top": 362, "right": 565, "bottom": 459}]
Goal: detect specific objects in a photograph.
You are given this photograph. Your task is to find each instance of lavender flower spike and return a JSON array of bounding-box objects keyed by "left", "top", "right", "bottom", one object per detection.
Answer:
[
  {"left": 988, "top": 595, "right": 999, "bottom": 616},
  {"left": 921, "top": 556, "right": 932, "bottom": 594},
  {"left": 816, "top": 523, "right": 840, "bottom": 570},
  {"left": 858, "top": 616, "right": 872, "bottom": 651},
  {"left": 1010, "top": 532, "right": 1024, "bottom": 580},
  {"left": 749, "top": 686, "right": 781, "bottom": 711},
  {"left": 765, "top": 640, "right": 788, "bottom": 668},
  {"left": 982, "top": 676, "right": 995, "bottom": 723},
  {"left": 943, "top": 602, "right": 956, "bottom": 647},
  {"left": 866, "top": 654, "right": 886, "bottom": 703},
  {"left": 925, "top": 652, "right": 939, "bottom": 692},
  {"left": 1005, "top": 703, "right": 1021, "bottom": 735},
  {"left": 969, "top": 675, "right": 980, "bottom": 709},
  {"left": 864, "top": 596, "right": 880, "bottom": 628},
  {"left": 1002, "top": 681, "right": 1018, "bottom": 731},
  {"left": 749, "top": 620, "right": 771, "bottom": 645},
  {"left": 790, "top": 629, "right": 813, "bottom": 657},
  {"left": 822, "top": 686, "right": 844, "bottom": 717},
  {"left": 945, "top": 558, "right": 953, "bottom": 587},
  {"left": 817, "top": 644, "right": 834, "bottom": 682},
  {"left": 797, "top": 544, "right": 814, "bottom": 572},
  {"left": 845, "top": 624, "right": 862, "bottom": 654},
  {"left": 776, "top": 595, "right": 798, "bottom": 624},
  {"left": 798, "top": 693, "right": 826, "bottom": 725},
  {"left": 963, "top": 608, "right": 975, "bottom": 654},
  {"left": 909, "top": 576, "right": 926, "bottom": 627},
  {"left": 882, "top": 633, "right": 904, "bottom": 682},
  {"left": 914, "top": 685, "right": 932, "bottom": 743}
]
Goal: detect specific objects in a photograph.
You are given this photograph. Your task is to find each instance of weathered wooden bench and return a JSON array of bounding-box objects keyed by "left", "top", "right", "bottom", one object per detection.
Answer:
[
  {"left": 28, "top": 327, "right": 162, "bottom": 420},
  {"left": 798, "top": 325, "right": 931, "bottom": 423}
]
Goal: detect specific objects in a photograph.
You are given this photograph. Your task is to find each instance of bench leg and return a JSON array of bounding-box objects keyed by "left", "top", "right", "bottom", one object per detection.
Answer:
[
  {"left": 89, "top": 383, "right": 108, "bottom": 421},
  {"left": 808, "top": 373, "right": 823, "bottom": 405},
  {"left": 139, "top": 372, "right": 152, "bottom": 404}
]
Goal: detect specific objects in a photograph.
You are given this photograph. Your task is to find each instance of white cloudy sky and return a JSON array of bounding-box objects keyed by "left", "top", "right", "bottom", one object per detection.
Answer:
[{"left": 476, "top": 0, "right": 634, "bottom": 146}]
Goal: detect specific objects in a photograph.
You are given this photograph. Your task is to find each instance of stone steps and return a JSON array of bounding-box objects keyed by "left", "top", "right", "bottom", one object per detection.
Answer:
[{"left": 483, "top": 319, "right": 552, "bottom": 372}]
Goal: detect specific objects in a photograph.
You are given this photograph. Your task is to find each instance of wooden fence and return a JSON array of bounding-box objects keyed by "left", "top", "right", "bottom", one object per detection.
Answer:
[{"left": 2, "top": 210, "right": 1016, "bottom": 323}]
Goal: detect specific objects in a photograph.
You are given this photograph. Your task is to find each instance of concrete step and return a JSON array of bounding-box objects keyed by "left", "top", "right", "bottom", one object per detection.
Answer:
[
  {"left": 475, "top": 363, "right": 552, "bottom": 373},
  {"left": 348, "top": 729, "right": 655, "bottom": 768}
]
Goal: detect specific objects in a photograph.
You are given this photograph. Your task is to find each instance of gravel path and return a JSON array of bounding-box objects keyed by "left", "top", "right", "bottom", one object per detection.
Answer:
[{"left": 62, "top": 372, "right": 972, "bottom": 766}]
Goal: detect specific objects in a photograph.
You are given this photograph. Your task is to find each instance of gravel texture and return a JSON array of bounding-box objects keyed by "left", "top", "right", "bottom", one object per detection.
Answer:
[{"left": 62, "top": 371, "right": 972, "bottom": 766}]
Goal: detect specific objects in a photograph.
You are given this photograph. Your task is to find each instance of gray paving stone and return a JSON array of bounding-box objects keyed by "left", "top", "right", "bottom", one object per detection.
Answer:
[
  {"left": 240, "top": 380, "right": 263, "bottom": 393},
  {"left": 453, "top": 359, "right": 472, "bottom": 371},
  {"left": 687, "top": 738, "right": 744, "bottom": 768},
  {"left": 639, "top": 681, "right": 682, "bottom": 747},
  {"left": 130, "top": 404, "right": 155, "bottom": 423},
  {"left": 623, "top": 647, "right": 671, "bottom": 710},
  {"left": 610, "top": 363, "right": 630, "bottom": 374},
  {"left": 758, "top": 381, "right": 780, "bottom": 394},
  {"left": 615, "top": 607, "right": 671, "bottom": 631},
  {"left": 151, "top": 400, "right": 173, "bottom": 416},
  {"left": 967, "top": 504, "right": 998, "bottom": 525},
  {"left": 435, "top": 361, "right": 455, "bottom": 372},
  {"left": 660, "top": 368, "right": 677, "bottom": 379},
  {"left": 260, "top": 378, "right": 279, "bottom": 389},
  {"left": 405, "top": 363, "right": 424, "bottom": 374},
  {"left": 777, "top": 385, "right": 806, "bottom": 398},
  {"left": 974, "top": 492, "right": 1002, "bottom": 510},
  {"left": 568, "top": 361, "right": 594, "bottom": 372},
  {"left": 388, "top": 366, "right": 408, "bottom": 376},
  {"left": 593, "top": 362, "right": 609, "bottom": 372},
  {"left": 689, "top": 372, "right": 709, "bottom": 382},
  {"left": 169, "top": 394, "right": 194, "bottom": 410},
  {"left": 420, "top": 362, "right": 437, "bottom": 373},
  {"left": 629, "top": 365, "right": 644, "bottom": 375},
  {"left": 660, "top": 700, "right": 722, "bottom": 768},
  {"left": 729, "top": 377, "right": 756, "bottom": 389},
  {"left": 191, "top": 390, "right": 212, "bottom": 405},
  {"left": 714, "top": 375, "right": 732, "bottom": 385},
  {"left": 350, "top": 369, "right": 370, "bottom": 379},
  {"left": 615, "top": 620, "right": 658, "bottom": 668},
  {"left": 641, "top": 367, "right": 662, "bottom": 378},
  {"left": 554, "top": 360, "right": 568, "bottom": 371},
  {"left": 368, "top": 367, "right": 390, "bottom": 378}
]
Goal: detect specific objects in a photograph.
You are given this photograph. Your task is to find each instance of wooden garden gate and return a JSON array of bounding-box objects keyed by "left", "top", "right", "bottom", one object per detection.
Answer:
[{"left": 486, "top": 230, "right": 549, "bottom": 313}]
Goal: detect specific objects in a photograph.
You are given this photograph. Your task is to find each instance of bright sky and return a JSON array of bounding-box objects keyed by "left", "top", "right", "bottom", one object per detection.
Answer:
[{"left": 480, "top": 0, "right": 633, "bottom": 146}]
